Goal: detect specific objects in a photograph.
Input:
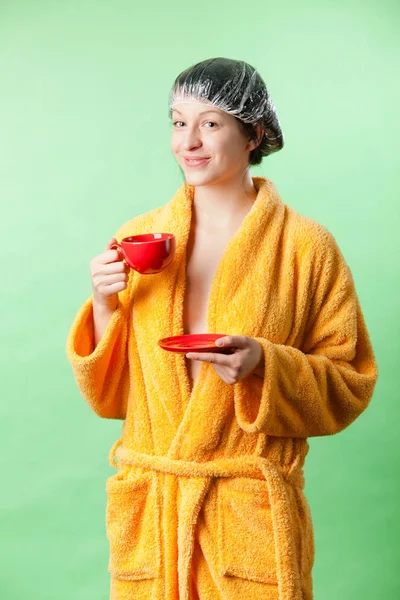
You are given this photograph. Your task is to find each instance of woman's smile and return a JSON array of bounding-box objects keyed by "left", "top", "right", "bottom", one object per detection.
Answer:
[{"left": 184, "top": 157, "right": 211, "bottom": 167}]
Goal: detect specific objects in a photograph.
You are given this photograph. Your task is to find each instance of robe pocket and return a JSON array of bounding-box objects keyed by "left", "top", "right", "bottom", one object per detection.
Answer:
[
  {"left": 217, "top": 478, "right": 278, "bottom": 585},
  {"left": 105, "top": 471, "right": 161, "bottom": 580}
]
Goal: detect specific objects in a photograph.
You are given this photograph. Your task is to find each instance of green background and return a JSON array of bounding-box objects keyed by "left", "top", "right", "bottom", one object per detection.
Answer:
[{"left": 1, "top": 1, "right": 398, "bottom": 598}]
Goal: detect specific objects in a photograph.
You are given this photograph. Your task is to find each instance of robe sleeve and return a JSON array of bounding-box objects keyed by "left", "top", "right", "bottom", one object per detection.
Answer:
[
  {"left": 65, "top": 221, "right": 137, "bottom": 420},
  {"left": 65, "top": 293, "right": 130, "bottom": 419},
  {"left": 234, "top": 228, "right": 379, "bottom": 438}
]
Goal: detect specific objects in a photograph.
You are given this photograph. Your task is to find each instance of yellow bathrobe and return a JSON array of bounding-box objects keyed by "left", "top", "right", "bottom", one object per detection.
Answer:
[{"left": 66, "top": 176, "right": 378, "bottom": 600}]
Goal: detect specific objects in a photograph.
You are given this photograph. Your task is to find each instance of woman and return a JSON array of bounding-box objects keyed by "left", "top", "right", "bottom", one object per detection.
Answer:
[{"left": 66, "top": 58, "right": 379, "bottom": 600}]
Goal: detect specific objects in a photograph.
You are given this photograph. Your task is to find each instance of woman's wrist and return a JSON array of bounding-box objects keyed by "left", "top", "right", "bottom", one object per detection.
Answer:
[{"left": 251, "top": 344, "right": 265, "bottom": 379}]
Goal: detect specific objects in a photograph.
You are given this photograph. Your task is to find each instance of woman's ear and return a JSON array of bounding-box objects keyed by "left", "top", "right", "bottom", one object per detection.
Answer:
[{"left": 247, "top": 124, "right": 264, "bottom": 151}]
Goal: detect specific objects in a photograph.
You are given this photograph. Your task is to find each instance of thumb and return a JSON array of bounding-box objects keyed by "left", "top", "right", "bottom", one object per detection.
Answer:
[{"left": 216, "top": 335, "right": 248, "bottom": 349}]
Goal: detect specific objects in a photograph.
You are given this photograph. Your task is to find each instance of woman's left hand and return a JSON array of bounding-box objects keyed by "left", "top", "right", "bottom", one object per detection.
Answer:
[{"left": 186, "top": 335, "right": 264, "bottom": 385}]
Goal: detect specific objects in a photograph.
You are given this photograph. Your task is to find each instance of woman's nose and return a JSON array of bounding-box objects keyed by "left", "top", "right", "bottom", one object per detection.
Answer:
[{"left": 181, "top": 128, "right": 203, "bottom": 150}]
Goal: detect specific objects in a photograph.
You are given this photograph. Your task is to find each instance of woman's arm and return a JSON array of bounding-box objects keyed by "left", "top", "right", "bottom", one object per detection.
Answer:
[
  {"left": 234, "top": 230, "right": 379, "bottom": 438},
  {"left": 65, "top": 219, "right": 140, "bottom": 420},
  {"left": 65, "top": 292, "right": 130, "bottom": 420},
  {"left": 251, "top": 351, "right": 265, "bottom": 379},
  {"left": 93, "top": 295, "right": 118, "bottom": 347}
]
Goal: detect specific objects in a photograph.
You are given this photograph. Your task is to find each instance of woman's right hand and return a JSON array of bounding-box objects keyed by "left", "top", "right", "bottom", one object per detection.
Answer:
[{"left": 90, "top": 237, "right": 131, "bottom": 311}]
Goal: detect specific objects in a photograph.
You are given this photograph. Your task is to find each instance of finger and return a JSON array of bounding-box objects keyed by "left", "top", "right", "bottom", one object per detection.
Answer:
[
  {"left": 106, "top": 237, "right": 118, "bottom": 251},
  {"left": 185, "top": 352, "right": 232, "bottom": 365},
  {"left": 102, "top": 260, "right": 130, "bottom": 274},
  {"left": 102, "top": 249, "right": 122, "bottom": 264},
  {"left": 215, "top": 335, "right": 249, "bottom": 349}
]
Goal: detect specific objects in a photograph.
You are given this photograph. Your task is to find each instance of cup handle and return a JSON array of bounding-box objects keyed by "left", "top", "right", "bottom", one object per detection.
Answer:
[{"left": 107, "top": 240, "right": 126, "bottom": 265}]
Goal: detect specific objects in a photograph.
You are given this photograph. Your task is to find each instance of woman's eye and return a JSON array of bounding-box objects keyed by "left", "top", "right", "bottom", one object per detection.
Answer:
[{"left": 172, "top": 121, "right": 217, "bottom": 128}]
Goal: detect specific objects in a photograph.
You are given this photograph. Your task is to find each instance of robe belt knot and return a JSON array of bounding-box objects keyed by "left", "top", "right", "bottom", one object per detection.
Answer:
[{"left": 108, "top": 437, "right": 305, "bottom": 489}]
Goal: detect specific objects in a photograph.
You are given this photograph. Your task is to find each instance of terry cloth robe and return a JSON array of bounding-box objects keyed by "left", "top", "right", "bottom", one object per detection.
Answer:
[{"left": 66, "top": 176, "right": 378, "bottom": 600}]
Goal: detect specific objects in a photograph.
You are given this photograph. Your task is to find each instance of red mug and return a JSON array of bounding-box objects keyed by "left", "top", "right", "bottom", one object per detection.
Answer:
[{"left": 108, "top": 233, "right": 176, "bottom": 274}]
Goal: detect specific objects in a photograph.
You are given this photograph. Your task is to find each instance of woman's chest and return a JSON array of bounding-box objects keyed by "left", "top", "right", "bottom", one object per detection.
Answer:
[
  {"left": 182, "top": 230, "right": 232, "bottom": 335},
  {"left": 182, "top": 229, "right": 235, "bottom": 390}
]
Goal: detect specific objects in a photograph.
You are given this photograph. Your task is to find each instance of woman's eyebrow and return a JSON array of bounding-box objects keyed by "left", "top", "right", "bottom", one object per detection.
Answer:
[{"left": 172, "top": 109, "right": 221, "bottom": 116}]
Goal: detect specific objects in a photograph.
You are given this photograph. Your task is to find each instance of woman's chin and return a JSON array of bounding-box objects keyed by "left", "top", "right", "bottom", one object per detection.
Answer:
[{"left": 183, "top": 169, "right": 217, "bottom": 186}]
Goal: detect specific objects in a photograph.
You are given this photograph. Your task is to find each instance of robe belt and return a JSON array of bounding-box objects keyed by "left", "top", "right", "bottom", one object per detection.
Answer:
[
  {"left": 108, "top": 437, "right": 305, "bottom": 488},
  {"left": 108, "top": 437, "right": 304, "bottom": 600}
]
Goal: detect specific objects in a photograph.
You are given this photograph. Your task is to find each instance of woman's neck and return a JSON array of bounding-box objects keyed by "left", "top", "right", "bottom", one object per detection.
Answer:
[{"left": 191, "top": 171, "right": 258, "bottom": 231}]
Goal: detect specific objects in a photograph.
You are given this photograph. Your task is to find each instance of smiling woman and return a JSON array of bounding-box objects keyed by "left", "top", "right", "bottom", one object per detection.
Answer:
[{"left": 66, "top": 56, "right": 378, "bottom": 600}]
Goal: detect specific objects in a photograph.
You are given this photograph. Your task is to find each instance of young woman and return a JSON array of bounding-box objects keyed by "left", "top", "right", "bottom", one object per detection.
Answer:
[{"left": 66, "top": 57, "right": 379, "bottom": 600}]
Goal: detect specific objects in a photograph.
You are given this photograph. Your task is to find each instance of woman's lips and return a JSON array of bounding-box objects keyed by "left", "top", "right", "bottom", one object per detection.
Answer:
[{"left": 184, "top": 157, "right": 210, "bottom": 167}]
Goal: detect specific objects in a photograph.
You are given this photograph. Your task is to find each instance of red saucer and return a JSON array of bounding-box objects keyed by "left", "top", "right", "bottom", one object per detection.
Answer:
[{"left": 158, "top": 334, "right": 235, "bottom": 354}]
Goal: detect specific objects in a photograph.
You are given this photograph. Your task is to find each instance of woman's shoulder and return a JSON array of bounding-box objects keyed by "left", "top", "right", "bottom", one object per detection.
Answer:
[
  {"left": 286, "top": 205, "right": 344, "bottom": 262},
  {"left": 284, "top": 208, "right": 354, "bottom": 293}
]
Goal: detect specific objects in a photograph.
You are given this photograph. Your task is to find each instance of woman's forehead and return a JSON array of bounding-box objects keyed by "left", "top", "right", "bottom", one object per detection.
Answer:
[{"left": 171, "top": 101, "right": 226, "bottom": 117}]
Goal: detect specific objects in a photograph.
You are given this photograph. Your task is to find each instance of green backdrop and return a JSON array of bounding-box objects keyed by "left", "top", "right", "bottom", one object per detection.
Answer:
[{"left": 1, "top": 1, "right": 398, "bottom": 598}]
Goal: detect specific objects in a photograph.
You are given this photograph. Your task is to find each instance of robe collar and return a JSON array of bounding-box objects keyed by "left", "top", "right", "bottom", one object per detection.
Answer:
[{"left": 163, "top": 175, "right": 284, "bottom": 333}]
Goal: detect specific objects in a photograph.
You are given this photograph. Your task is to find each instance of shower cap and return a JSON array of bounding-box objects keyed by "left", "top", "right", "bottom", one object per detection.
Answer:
[{"left": 168, "top": 57, "right": 284, "bottom": 160}]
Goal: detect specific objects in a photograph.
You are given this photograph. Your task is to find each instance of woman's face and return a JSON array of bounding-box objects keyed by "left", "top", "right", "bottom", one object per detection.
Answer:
[{"left": 170, "top": 100, "right": 260, "bottom": 186}]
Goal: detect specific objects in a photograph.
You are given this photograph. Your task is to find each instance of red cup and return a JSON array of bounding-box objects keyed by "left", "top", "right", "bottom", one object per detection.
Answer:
[{"left": 108, "top": 233, "right": 176, "bottom": 274}]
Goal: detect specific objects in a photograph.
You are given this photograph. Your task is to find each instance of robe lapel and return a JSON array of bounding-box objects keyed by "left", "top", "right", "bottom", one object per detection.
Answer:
[{"left": 129, "top": 182, "right": 190, "bottom": 450}]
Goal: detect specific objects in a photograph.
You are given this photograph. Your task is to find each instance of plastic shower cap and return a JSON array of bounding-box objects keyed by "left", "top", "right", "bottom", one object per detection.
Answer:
[{"left": 168, "top": 57, "right": 284, "bottom": 163}]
